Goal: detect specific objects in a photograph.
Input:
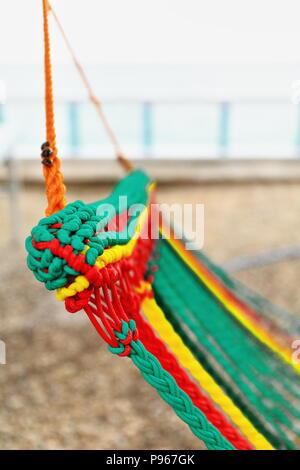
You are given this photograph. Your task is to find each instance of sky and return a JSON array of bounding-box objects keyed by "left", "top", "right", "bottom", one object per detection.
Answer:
[{"left": 1, "top": 0, "right": 300, "bottom": 64}]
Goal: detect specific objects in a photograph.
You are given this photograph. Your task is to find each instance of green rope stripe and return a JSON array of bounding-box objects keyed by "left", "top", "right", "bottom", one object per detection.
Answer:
[
  {"left": 161, "top": 249, "right": 300, "bottom": 433},
  {"left": 151, "top": 239, "right": 299, "bottom": 449},
  {"left": 152, "top": 273, "right": 289, "bottom": 449},
  {"left": 183, "top": 233, "right": 300, "bottom": 338},
  {"left": 108, "top": 320, "right": 235, "bottom": 450},
  {"left": 26, "top": 170, "right": 152, "bottom": 290},
  {"left": 152, "top": 289, "right": 285, "bottom": 450},
  {"left": 166, "top": 234, "right": 300, "bottom": 399},
  {"left": 159, "top": 238, "right": 300, "bottom": 414},
  {"left": 155, "top": 244, "right": 298, "bottom": 448}
]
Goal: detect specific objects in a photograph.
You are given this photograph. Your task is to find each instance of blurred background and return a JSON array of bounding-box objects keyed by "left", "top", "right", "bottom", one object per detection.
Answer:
[{"left": 1, "top": 0, "right": 300, "bottom": 450}]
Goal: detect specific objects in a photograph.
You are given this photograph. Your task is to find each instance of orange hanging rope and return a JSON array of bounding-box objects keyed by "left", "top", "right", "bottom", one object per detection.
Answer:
[
  {"left": 48, "top": 1, "right": 133, "bottom": 173},
  {"left": 41, "top": 0, "right": 66, "bottom": 216}
]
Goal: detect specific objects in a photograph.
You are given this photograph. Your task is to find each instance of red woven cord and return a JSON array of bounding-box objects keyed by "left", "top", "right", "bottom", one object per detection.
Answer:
[
  {"left": 129, "top": 294, "right": 253, "bottom": 449},
  {"left": 82, "top": 270, "right": 141, "bottom": 356},
  {"left": 77, "top": 249, "right": 252, "bottom": 448},
  {"left": 60, "top": 202, "right": 251, "bottom": 449},
  {"left": 64, "top": 208, "right": 155, "bottom": 353},
  {"left": 68, "top": 238, "right": 252, "bottom": 448}
]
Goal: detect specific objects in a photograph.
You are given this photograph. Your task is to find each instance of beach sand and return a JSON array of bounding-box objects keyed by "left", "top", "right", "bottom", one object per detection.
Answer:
[{"left": 0, "top": 181, "right": 299, "bottom": 449}]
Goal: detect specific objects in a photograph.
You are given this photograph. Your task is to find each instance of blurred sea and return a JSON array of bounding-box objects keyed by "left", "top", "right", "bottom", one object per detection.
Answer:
[{"left": 0, "top": 63, "right": 300, "bottom": 158}]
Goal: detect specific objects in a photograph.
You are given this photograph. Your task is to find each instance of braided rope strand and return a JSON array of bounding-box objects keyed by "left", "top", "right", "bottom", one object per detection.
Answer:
[
  {"left": 132, "top": 298, "right": 253, "bottom": 449},
  {"left": 160, "top": 225, "right": 300, "bottom": 374},
  {"left": 108, "top": 320, "right": 235, "bottom": 450},
  {"left": 152, "top": 241, "right": 292, "bottom": 448},
  {"left": 141, "top": 295, "right": 274, "bottom": 450}
]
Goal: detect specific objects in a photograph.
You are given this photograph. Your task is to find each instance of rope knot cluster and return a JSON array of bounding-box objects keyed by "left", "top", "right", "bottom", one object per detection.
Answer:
[
  {"left": 108, "top": 320, "right": 139, "bottom": 357},
  {"left": 65, "top": 286, "right": 94, "bottom": 313},
  {"left": 26, "top": 200, "right": 115, "bottom": 290}
]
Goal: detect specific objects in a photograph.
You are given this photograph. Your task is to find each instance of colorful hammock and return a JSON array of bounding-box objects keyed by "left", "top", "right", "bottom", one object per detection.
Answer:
[{"left": 26, "top": 1, "right": 300, "bottom": 451}]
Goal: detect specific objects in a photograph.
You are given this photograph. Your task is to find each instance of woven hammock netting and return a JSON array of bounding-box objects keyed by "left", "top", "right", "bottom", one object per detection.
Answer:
[{"left": 25, "top": 0, "right": 300, "bottom": 451}]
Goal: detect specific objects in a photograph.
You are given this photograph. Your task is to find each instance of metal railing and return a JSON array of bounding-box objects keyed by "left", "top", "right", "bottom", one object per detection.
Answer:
[{"left": 1, "top": 96, "right": 300, "bottom": 159}]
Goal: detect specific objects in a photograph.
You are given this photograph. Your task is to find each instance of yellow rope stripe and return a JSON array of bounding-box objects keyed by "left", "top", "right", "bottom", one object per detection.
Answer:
[
  {"left": 141, "top": 293, "right": 274, "bottom": 450},
  {"left": 160, "top": 224, "right": 300, "bottom": 375},
  {"left": 56, "top": 275, "right": 90, "bottom": 300},
  {"left": 56, "top": 196, "right": 151, "bottom": 301}
]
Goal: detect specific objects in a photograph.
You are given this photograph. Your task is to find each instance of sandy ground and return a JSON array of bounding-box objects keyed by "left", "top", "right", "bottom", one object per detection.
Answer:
[{"left": 0, "top": 180, "right": 300, "bottom": 449}]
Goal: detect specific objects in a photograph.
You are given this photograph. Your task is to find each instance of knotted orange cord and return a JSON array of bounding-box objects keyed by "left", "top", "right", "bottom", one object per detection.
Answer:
[
  {"left": 42, "top": 0, "right": 66, "bottom": 216},
  {"left": 47, "top": 1, "right": 133, "bottom": 173}
]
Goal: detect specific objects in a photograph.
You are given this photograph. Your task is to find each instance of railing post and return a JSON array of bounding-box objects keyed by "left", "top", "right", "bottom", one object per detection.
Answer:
[
  {"left": 0, "top": 80, "right": 6, "bottom": 125},
  {"left": 142, "top": 101, "right": 154, "bottom": 157},
  {"left": 0, "top": 104, "right": 5, "bottom": 124},
  {"left": 68, "top": 102, "right": 80, "bottom": 155},
  {"left": 218, "top": 102, "right": 230, "bottom": 157},
  {"left": 295, "top": 104, "right": 300, "bottom": 157}
]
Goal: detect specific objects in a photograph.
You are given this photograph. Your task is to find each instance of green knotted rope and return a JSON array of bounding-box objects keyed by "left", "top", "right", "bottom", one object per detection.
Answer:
[
  {"left": 26, "top": 170, "right": 152, "bottom": 290},
  {"left": 188, "top": 238, "right": 300, "bottom": 338},
  {"left": 156, "top": 243, "right": 300, "bottom": 434},
  {"left": 154, "top": 249, "right": 296, "bottom": 447},
  {"left": 108, "top": 320, "right": 235, "bottom": 450},
  {"left": 153, "top": 289, "right": 285, "bottom": 450},
  {"left": 151, "top": 238, "right": 299, "bottom": 449}
]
